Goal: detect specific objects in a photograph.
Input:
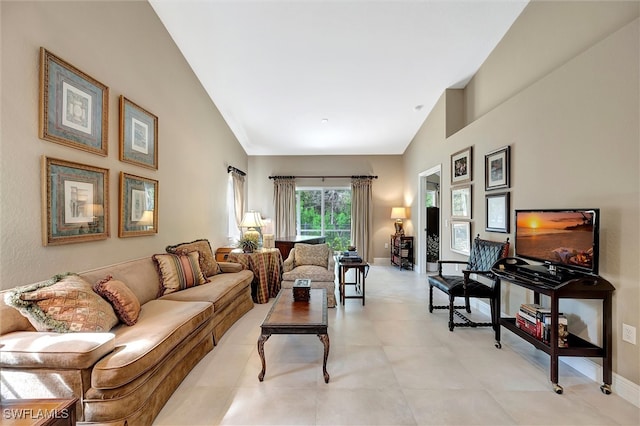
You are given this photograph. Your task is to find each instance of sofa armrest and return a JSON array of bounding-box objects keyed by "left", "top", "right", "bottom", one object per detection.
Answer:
[
  {"left": 0, "top": 331, "right": 115, "bottom": 369},
  {"left": 282, "top": 250, "right": 296, "bottom": 273},
  {"left": 218, "top": 261, "right": 244, "bottom": 273}
]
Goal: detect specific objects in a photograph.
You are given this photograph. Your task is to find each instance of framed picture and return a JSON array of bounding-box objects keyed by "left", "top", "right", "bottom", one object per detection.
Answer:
[
  {"left": 486, "top": 192, "right": 510, "bottom": 233},
  {"left": 485, "top": 145, "right": 510, "bottom": 190},
  {"left": 451, "top": 185, "right": 472, "bottom": 220},
  {"left": 119, "top": 96, "right": 158, "bottom": 170},
  {"left": 42, "top": 156, "right": 109, "bottom": 245},
  {"left": 450, "top": 221, "right": 471, "bottom": 255},
  {"left": 451, "top": 146, "right": 472, "bottom": 184},
  {"left": 119, "top": 172, "right": 158, "bottom": 237},
  {"left": 39, "top": 48, "right": 109, "bottom": 156}
]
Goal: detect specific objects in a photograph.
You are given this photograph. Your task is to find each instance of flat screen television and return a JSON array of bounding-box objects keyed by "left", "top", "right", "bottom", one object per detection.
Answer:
[{"left": 515, "top": 209, "right": 600, "bottom": 275}]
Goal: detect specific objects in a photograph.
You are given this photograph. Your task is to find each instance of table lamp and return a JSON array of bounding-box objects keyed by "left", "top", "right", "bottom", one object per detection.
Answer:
[
  {"left": 391, "top": 207, "right": 407, "bottom": 235},
  {"left": 240, "top": 211, "right": 264, "bottom": 242}
]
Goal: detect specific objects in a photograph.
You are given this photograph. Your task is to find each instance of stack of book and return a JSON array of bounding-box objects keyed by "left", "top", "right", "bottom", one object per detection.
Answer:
[{"left": 515, "top": 303, "right": 568, "bottom": 347}]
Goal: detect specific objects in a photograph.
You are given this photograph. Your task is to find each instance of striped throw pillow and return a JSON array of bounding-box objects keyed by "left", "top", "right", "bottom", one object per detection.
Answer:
[{"left": 152, "top": 252, "right": 208, "bottom": 296}]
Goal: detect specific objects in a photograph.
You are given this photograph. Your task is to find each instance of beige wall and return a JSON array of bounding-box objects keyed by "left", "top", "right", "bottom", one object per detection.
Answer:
[
  {"left": 247, "top": 155, "right": 404, "bottom": 259},
  {"left": 404, "top": 3, "right": 639, "bottom": 386},
  {"left": 0, "top": 1, "right": 247, "bottom": 288}
]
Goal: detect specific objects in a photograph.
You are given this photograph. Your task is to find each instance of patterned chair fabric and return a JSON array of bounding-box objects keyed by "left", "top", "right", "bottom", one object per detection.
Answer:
[
  {"left": 281, "top": 243, "right": 337, "bottom": 307},
  {"left": 428, "top": 235, "right": 509, "bottom": 338}
]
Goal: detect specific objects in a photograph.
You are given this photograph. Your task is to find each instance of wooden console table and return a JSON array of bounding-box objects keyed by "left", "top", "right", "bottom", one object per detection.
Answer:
[
  {"left": 492, "top": 257, "right": 614, "bottom": 395},
  {"left": 275, "top": 235, "right": 326, "bottom": 259}
]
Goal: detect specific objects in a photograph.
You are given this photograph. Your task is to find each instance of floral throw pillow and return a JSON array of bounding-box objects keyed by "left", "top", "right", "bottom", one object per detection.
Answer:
[{"left": 4, "top": 273, "right": 118, "bottom": 333}]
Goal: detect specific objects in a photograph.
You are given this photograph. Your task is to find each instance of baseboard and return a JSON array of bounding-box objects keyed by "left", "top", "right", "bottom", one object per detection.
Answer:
[{"left": 472, "top": 300, "right": 640, "bottom": 407}]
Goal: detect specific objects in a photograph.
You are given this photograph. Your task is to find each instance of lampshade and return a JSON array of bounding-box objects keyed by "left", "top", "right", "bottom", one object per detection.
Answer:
[
  {"left": 240, "top": 211, "right": 264, "bottom": 228},
  {"left": 138, "top": 210, "right": 154, "bottom": 226},
  {"left": 390, "top": 207, "right": 407, "bottom": 220}
]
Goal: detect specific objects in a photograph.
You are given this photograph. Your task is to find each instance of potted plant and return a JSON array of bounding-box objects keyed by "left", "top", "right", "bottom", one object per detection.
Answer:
[
  {"left": 237, "top": 234, "right": 259, "bottom": 253},
  {"left": 426, "top": 234, "right": 439, "bottom": 272}
]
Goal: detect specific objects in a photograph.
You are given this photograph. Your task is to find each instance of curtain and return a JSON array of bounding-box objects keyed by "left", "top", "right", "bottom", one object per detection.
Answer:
[
  {"left": 273, "top": 177, "right": 296, "bottom": 238},
  {"left": 351, "top": 177, "right": 373, "bottom": 262},
  {"left": 228, "top": 170, "right": 245, "bottom": 242}
]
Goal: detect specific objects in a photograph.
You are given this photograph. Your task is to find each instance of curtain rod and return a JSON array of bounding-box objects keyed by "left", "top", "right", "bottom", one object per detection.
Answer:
[
  {"left": 227, "top": 166, "right": 246, "bottom": 176},
  {"left": 268, "top": 175, "right": 378, "bottom": 180}
]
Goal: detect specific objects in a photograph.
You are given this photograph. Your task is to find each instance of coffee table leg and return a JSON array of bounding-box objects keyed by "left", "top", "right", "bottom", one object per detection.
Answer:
[
  {"left": 257, "top": 333, "right": 271, "bottom": 381},
  {"left": 318, "top": 333, "right": 330, "bottom": 383}
]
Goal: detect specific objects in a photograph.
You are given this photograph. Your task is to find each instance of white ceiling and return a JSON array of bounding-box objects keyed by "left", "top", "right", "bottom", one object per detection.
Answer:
[{"left": 150, "top": 0, "right": 529, "bottom": 156}]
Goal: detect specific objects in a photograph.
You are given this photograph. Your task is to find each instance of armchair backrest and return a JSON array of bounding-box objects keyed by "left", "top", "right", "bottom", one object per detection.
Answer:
[
  {"left": 293, "top": 243, "right": 332, "bottom": 269},
  {"left": 468, "top": 235, "right": 510, "bottom": 271}
]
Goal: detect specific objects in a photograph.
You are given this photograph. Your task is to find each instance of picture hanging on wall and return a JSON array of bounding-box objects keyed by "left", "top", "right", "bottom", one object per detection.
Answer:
[
  {"left": 451, "top": 185, "right": 472, "bottom": 220},
  {"left": 42, "top": 156, "right": 110, "bottom": 246},
  {"left": 450, "top": 220, "right": 471, "bottom": 255},
  {"left": 486, "top": 192, "right": 510, "bottom": 233},
  {"left": 485, "top": 145, "right": 510, "bottom": 190},
  {"left": 39, "top": 48, "right": 109, "bottom": 156},
  {"left": 119, "top": 172, "right": 158, "bottom": 237},
  {"left": 451, "top": 146, "right": 472, "bottom": 184},
  {"left": 120, "top": 96, "right": 158, "bottom": 170}
]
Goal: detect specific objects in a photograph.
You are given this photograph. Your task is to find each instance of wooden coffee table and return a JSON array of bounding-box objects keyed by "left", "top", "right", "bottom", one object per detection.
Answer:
[{"left": 257, "top": 288, "right": 330, "bottom": 383}]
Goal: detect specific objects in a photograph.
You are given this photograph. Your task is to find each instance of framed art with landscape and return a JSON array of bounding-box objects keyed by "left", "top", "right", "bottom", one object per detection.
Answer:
[
  {"left": 119, "top": 172, "right": 158, "bottom": 237},
  {"left": 42, "top": 156, "right": 109, "bottom": 246},
  {"left": 39, "top": 48, "right": 109, "bottom": 156},
  {"left": 451, "top": 185, "right": 472, "bottom": 220},
  {"left": 119, "top": 96, "right": 158, "bottom": 170}
]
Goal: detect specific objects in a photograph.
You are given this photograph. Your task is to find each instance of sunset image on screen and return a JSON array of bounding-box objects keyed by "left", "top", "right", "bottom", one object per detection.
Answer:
[{"left": 516, "top": 211, "right": 594, "bottom": 268}]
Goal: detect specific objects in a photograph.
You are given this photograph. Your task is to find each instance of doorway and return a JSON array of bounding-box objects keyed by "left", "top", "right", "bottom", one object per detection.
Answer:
[{"left": 417, "top": 165, "right": 441, "bottom": 274}]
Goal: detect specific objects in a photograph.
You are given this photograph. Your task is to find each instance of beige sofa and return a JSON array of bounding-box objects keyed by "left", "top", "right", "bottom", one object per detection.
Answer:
[{"left": 0, "top": 247, "right": 254, "bottom": 425}]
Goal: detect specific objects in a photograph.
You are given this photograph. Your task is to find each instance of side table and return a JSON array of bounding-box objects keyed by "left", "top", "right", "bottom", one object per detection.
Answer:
[
  {"left": 227, "top": 249, "right": 283, "bottom": 303},
  {"left": 338, "top": 260, "right": 369, "bottom": 306}
]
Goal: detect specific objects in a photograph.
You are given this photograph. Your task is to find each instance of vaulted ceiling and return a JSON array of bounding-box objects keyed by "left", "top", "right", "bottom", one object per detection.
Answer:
[{"left": 150, "top": 0, "right": 529, "bottom": 156}]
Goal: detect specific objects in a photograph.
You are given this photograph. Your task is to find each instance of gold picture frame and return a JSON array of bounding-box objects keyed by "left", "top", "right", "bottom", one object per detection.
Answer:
[
  {"left": 39, "top": 48, "right": 109, "bottom": 156},
  {"left": 42, "top": 156, "right": 110, "bottom": 246},
  {"left": 119, "top": 96, "right": 158, "bottom": 170},
  {"left": 119, "top": 172, "right": 158, "bottom": 237}
]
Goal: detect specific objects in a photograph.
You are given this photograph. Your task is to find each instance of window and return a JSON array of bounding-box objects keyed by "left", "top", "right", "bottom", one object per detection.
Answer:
[{"left": 296, "top": 187, "right": 351, "bottom": 251}]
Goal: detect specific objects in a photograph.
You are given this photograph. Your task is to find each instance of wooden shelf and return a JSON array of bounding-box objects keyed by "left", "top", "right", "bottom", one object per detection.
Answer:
[
  {"left": 390, "top": 234, "right": 413, "bottom": 270},
  {"left": 492, "top": 257, "right": 614, "bottom": 395}
]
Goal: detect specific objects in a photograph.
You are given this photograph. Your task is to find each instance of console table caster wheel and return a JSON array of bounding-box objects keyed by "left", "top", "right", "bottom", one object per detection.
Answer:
[
  {"left": 495, "top": 341, "right": 502, "bottom": 349},
  {"left": 600, "top": 384, "right": 612, "bottom": 395},
  {"left": 553, "top": 383, "right": 563, "bottom": 394}
]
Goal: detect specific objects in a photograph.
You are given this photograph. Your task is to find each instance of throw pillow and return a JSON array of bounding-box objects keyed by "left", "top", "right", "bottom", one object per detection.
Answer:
[
  {"left": 94, "top": 276, "right": 141, "bottom": 326},
  {"left": 165, "top": 239, "right": 221, "bottom": 277},
  {"left": 295, "top": 243, "right": 329, "bottom": 268},
  {"left": 152, "top": 252, "right": 208, "bottom": 296},
  {"left": 4, "top": 273, "right": 118, "bottom": 333}
]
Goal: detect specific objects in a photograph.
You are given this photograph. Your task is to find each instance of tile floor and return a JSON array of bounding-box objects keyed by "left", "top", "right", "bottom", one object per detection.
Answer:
[{"left": 154, "top": 263, "right": 639, "bottom": 425}]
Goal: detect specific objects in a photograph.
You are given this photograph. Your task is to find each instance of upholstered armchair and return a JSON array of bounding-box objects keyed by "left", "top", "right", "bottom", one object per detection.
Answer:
[{"left": 281, "top": 243, "right": 337, "bottom": 307}]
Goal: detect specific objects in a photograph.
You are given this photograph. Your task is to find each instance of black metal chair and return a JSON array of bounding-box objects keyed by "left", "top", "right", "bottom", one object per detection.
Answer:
[{"left": 428, "top": 235, "right": 509, "bottom": 340}]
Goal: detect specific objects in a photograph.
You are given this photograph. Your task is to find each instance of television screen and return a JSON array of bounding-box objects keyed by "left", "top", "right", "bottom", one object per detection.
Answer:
[{"left": 515, "top": 209, "right": 599, "bottom": 274}]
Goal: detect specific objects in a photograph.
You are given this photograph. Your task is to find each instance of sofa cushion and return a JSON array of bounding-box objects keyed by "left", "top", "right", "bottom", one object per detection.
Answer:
[
  {"left": 282, "top": 264, "right": 335, "bottom": 282},
  {"left": 295, "top": 243, "right": 329, "bottom": 268},
  {"left": 160, "top": 270, "right": 253, "bottom": 311},
  {"left": 4, "top": 274, "right": 118, "bottom": 333},
  {"left": 91, "top": 299, "right": 213, "bottom": 390},
  {"left": 166, "top": 239, "right": 221, "bottom": 277},
  {"left": 93, "top": 276, "right": 141, "bottom": 326},
  {"left": 0, "top": 331, "right": 115, "bottom": 369},
  {"left": 152, "top": 252, "right": 208, "bottom": 296}
]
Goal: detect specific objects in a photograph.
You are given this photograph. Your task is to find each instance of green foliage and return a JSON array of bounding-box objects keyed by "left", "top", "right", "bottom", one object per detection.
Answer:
[
  {"left": 427, "top": 234, "right": 440, "bottom": 262},
  {"left": 297, "top": 188, "right": 352, "bottom": 252}
]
